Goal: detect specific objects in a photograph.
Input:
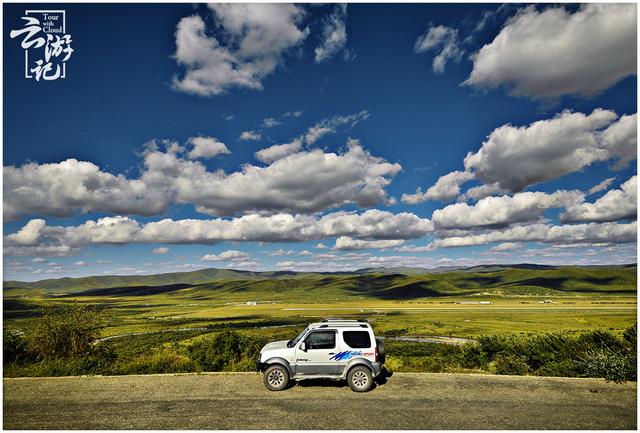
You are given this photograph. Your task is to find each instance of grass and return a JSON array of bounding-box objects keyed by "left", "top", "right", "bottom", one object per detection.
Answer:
[{"left": 3, "top": 265, "right": 637, "bottom": 378}]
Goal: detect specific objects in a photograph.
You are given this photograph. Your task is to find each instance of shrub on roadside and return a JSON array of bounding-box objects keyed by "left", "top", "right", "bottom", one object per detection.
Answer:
[
  {"left": 3, "top": 329, "right": 31, "bottom": 363},
  {"left": 122, "top": 349, "right": 195, "bottom": 375},
  {"left": 26, "top": 303, "right": 106, "bottom": 359},
  {"left": 493, "top": 354, "right": 530, "bottom": 375},
  {"left": 578, "top": 348, "right": 633, "bottom": 383},
  {"left": 188, "top": 331, "right": 267, "bottom": 371}
]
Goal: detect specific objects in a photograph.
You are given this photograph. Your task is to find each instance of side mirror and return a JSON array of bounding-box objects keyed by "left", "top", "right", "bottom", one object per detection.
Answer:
[{"left": 300, "top": 342, "right": 307, "bottom": 352}]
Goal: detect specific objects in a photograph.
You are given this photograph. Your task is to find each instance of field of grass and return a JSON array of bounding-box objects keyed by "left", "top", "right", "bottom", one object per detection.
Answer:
[{"left": 4, "top": 264, "right": 637, "bottom": 337}]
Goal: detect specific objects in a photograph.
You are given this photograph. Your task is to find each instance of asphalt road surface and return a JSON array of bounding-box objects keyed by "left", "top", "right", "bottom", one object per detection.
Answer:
[{"left": 4, "top": 372, "right": 636, "bottom": 429}]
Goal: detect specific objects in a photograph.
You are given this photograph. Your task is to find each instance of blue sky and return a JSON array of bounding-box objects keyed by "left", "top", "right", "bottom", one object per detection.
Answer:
[{"left": 3, "top": 3, "right": 637, "bottom": 280}]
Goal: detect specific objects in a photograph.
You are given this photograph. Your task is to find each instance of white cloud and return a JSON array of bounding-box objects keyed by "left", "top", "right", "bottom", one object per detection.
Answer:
[
  {"left": 561, "top": 176, "right": 637, "bottom": 223},
  {"left": 201, "top": 250, "right": 250, "bottom": 262},
  {"left": 4, "top": 209, "right": 433, "bottom": 256},
  {"left": 464, "top": 109, "right": 620, "bottom": 192},
  {"left": 315, "top": 4, "right": 350, "bottom": 63},
  {"left": 588, "top": 177, "right": 616, "bottom": 195},
  {"left": 74, "top": 260, "right": 89, "bottom": 266},
  {"left": 255, "top": 138, "right": 303, "bottom": 163},
  {"left": 3, "top": 159, "right": 170, "bottom": 221},
  {"left": 315, "top": 243, "right": 327, "bottom": 249},
  {"left": 284, "top": 110, "right": 303, "bottom": 118},
  {"left": 333, "top": 236, "right": 405, "bottom": 251},
  {"left": 239, "top": 131, "right": 261, "bottom": 141},
  {"left": 432, "top": 190, "right": 584, "bottom": 229},
  {"left": 187, "top": 136, "right": 230, "bottom": 160},
  {"left": 602, "top": 113, "right": 637, "bottom": 169},
  {"left": 147, "top": 140, "right": 400, "bottom": 216},
  {"left": 152, "top": 247, "right": 170, "bottom": 254},
  {"left": 6, "top": 139, "right": 400, "bottom": 219},
  {"left": 459, "top": 183, "right": 506, "bottom": 202},
  {"left": 172, "top": 4, "right": 309, "bottom": 96},
  {"left": 393, "top": 244, "right": 433, "bottom": 253},
  {"left": 429, "top": 221, "right": 636, "bottom": 249},
  {"left": 402, "top": 171, "right": 474, "bottom": 203},
  {"left": 261, "top": 118, "right": 282, "bottom": 128},
  {"left": 305, "top": 111, "right": 369, "bottom": 144},
  {"left": 414, "top": 24, "right": 463, "bottom": 73},
  {"left": 6, "top": 219, "right": 46, "bottom": 245},
  {"left": 489, "top": 242, "right": 523, "bottom": 252},
  {"left": 464, "top": 4, "right": 637, "bottom": 99},
  {"left": 31, "top": 257, "right": 46, "bottom": 263}
]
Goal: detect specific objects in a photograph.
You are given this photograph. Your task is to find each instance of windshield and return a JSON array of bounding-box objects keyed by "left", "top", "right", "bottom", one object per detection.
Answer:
[{"left": 288, "top": 326, "right": 309, "bottom": 347}]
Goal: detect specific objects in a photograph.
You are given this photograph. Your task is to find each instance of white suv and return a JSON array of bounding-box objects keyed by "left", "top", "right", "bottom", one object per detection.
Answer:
[{"left": 257, "top": 319, "right": 386, "bottom": 392}]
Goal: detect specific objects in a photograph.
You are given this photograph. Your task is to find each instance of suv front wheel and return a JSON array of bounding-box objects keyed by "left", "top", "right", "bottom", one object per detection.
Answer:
[
  {"left": 347, "top": 365, "right": 373, "bottom": 392},
  {"left": 263, "top": 364, "right": 290, "bottom": 391}
]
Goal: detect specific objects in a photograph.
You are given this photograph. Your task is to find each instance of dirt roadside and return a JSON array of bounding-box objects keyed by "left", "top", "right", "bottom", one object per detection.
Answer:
[{"left": 3, "top": 372, "right": 636, "bottom": 429}]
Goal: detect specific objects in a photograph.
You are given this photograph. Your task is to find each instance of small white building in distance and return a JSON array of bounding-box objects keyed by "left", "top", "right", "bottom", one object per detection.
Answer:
[{"left": 245, "top": 301, "right": 257, "bottom": 306}]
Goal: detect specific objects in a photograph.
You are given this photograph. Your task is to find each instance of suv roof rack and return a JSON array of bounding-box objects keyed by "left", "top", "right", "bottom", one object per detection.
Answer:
[{"left": 321, "top": 318, "right": 368, "bottom": 323}]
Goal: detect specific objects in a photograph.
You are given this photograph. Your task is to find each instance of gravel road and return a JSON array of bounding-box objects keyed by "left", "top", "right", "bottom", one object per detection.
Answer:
[{"left": 3, "top": 372, "right": 636, "bottom": 429}]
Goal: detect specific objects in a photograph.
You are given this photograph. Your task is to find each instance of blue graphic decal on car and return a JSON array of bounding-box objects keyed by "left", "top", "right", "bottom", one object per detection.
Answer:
[{"left": 329, "top": 350, "right": 363, "bottom": 361}]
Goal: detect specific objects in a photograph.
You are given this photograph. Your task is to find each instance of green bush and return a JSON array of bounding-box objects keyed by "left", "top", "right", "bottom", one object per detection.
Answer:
[
  {"left": 188, "top": 331, "right": 267, "bottom": 371},
  {"left": 493, "top": 354, "right": 530, "bottom": 375},
  {"left": 26, "top": 303, "right": 105, "bottom": 359},
  {"left": 579, "top": 348, "right": 633, "bottom": 383},
  {"left": 122, "top": 349, "right": 196, "bottom": 375},
  {"left": 3, "top": 329, "right": 31, "bottom": 363}
]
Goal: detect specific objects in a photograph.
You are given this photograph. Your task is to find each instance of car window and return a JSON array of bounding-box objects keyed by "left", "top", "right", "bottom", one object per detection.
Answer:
[
  {"left": 304, "top": 331, "right": 335, "bottom": 350},
  {"left": 343, "top": 331, "right": 371, "bottom": 349}
]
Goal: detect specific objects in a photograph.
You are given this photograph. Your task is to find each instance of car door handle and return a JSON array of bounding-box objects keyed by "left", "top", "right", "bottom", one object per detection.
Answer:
[{"left": 329, "top": 353, "right": 335, "bottom": 355}]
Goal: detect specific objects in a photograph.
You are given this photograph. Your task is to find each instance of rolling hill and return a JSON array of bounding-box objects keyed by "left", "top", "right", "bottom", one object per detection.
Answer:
[{"left": 4, "top": 264, "right": 637, "bottom": 300}]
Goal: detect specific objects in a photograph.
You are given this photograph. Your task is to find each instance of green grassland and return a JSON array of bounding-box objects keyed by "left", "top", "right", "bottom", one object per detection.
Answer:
[
  {"left": 4, "top": 264, "right": 637, "bottom": 337},
  {"left": 3, "top": 264, "right": 637, "bottom": 378}
]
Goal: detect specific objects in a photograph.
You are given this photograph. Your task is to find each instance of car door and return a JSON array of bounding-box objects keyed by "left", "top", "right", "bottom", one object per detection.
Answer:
[
  {"left": 295, "top": 330, "right": 339, "bottom": 376},
  {"left": 333, "top": 330, "right": 374, "bottom": 375}
]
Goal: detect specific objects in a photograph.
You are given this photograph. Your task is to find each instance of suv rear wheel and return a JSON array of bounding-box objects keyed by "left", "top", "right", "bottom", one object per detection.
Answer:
[
  {"left": 263, "top": 364, "right": 289, "bottom": 391},
  {"left": 347, "top": 365, "right": 373, "bottom": 392}
]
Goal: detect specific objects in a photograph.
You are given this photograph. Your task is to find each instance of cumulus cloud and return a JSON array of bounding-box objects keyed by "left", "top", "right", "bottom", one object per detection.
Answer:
[
  {"left": 3, "top": 159, "right": 171, "bottom": 221},
  {"left": 201, "top": 250, "right": 250, "bottom": 262},
  {"left": 464, "top": 109, "right": 626, "bottom": 192},
  {"left": 148, "top": 140, "right": 400, "bottom": 216},
  {"left": 4, "top": 209, "right": 433, "bottom": 256},
  {"left": 429, "top": 221, "right": 636, "bottom": 249},
  {"left": 602, "top": 113, "right": 637, "bottom": 169},
  {"left": 459, "top": 183, "right": 506, "bottom": 202},
  {"left": 402, "top": 171, "right": 474, "bottom": 203},
  {"left": 255, "top": 138, "right": 303, "bottom": 163},
  {"left": 464, "top": 4, "right": 637, "bottom": 99},
  {"left": 152, "top": 247, "right": 169, "bottom": 254},
  {"left": 561, "top": 176, "right": 637, "bottom": 223},
  {"left": 414, "top": 24, "right": 463, "bottom": 73},
  {"left": 5, "top": 139, "right": 400, "bottom": 220},
  {"left": 239, "top": 131, "right": 261, "bottom": 141},
  {"left": 315, "top": 4, "right": 350, "bottom": 63},
  {"left": 172, "top": 4, "right": 309, "bottom": 96},
  {"left": 403, "top": 109, "right": 636, "bottom": 204},
  {"left": 432, "top": 190, "right": 584, "bottom": 229},
  {"left": 187, "top": 136, "right": 230, "bottom": 159},
  {"left": 333, "top": 236, "right": 405, "bottom": 251}
]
